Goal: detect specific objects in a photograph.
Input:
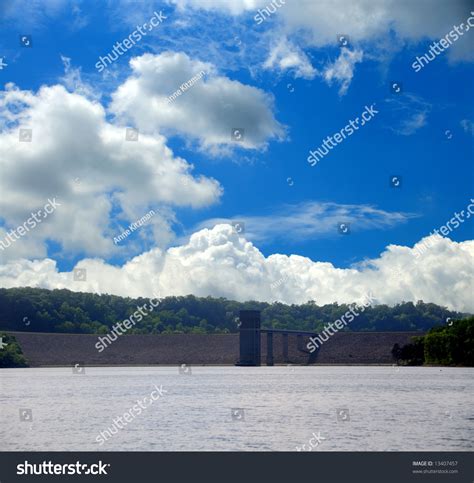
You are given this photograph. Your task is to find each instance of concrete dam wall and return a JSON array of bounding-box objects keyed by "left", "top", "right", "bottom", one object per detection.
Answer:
[{"left": 6, "top": 331, "right": 422, "bottom": 366}]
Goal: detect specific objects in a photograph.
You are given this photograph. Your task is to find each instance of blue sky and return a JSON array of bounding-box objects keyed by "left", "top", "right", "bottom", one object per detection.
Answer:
[{"left": 0, "top": 0, "right": 473, "bottom": 309}]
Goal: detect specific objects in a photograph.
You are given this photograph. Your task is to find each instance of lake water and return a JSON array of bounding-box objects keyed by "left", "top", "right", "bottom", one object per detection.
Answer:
[{"left": 0, "top": 366, "right": 472, "bottom": 451}]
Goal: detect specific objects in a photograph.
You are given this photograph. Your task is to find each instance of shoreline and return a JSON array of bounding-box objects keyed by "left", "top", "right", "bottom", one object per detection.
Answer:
[
  {"left": 1, "top": 363, "right": 469, "bottom": 368},
  {"left": 0, "top": 330, "right": 429, "bottom": 367}
]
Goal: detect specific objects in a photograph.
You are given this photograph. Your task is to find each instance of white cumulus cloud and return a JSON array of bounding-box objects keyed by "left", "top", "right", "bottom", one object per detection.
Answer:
[
  {"left": 0, "top": 81, "right": 222, "bottom": 261},
  {"left": 110, "top": 52, "right": 286, "bottom": 154},
  {"left": 0, "top": 225, "right": 472, "bottom": 312},
  {"left": 172, "top": 0, "right": 472, "bottom": 56}
]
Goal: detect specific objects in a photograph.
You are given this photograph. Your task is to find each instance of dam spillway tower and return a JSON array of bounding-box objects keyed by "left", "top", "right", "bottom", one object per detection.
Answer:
[
  {"left": 236, "top": 310, "right": 261, "bottom": 366},
  {"left": 236, "top": 310, "right": 319, "bottom": 366}
]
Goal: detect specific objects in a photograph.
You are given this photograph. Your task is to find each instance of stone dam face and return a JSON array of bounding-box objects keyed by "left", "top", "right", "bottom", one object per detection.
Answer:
[{"left": 5, "top": 331, "right": 422, "bottom": 366}]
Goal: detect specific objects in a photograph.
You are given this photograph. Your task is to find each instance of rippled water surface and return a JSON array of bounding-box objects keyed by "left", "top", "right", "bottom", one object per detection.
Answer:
[{"left": 1, "top": 366, "right": 472, "bottom": 451}]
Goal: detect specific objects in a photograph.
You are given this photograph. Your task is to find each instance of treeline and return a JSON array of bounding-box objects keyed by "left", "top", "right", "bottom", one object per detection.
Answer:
[
  {"left": 392, "top": 317, "right": 474, "bottom": 366},
  {"left": 0, "top": 333, "right": 28, "bottom": 368},
  {"left": 0, "top": 287, "right": 469, "bottom": 335}
]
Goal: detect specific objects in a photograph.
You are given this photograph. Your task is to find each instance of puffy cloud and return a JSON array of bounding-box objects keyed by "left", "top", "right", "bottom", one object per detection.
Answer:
[
  {"left": 0, "top": 81, "right": 222, "bottom": 261},
  {"left": 110, "top": 52, "right": 286, "bottom": 153},
  {"left": 322, "top": 48, "right": 363, "bottom": 96},
  {"left": 0, "top": 225, "right": 472, "bottom": 312},
  {"left": 276, "top": 0, "right": 472, "bottom": 54},
  {"left": 263, "top": 38, "right": 317, "bottom": 79},
  {"left": 172, "top": 0, "right": 472, "bottom": 50}
]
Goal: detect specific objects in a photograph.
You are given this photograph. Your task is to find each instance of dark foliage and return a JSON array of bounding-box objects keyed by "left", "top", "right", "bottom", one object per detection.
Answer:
[
  {"left": 393, "top": 317, "right": 474, "bottom": 366},
  {"left": 392, "top": 338, "right": 424, "bottom": 366},
  {"left": 0, "top": 333, "right": 28, "bottom": 368},
  {"left": 0, "top": 287, "right": 468, "bottom": 335}
]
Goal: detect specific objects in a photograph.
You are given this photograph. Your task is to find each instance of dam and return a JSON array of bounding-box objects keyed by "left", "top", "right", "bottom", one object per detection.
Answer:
[{"left": 4, "top": 308, "right": 421, "bottom": 366}]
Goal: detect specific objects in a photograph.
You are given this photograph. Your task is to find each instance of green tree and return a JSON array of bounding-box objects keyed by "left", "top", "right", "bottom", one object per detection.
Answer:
[{"left": 0, "top": 333, "right": 28, "bottom": 368}]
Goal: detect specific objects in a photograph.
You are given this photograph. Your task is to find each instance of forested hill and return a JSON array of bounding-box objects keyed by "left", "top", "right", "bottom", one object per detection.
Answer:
[{"left": 0, "top": 287, "right": 469, "bottom": 335}]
